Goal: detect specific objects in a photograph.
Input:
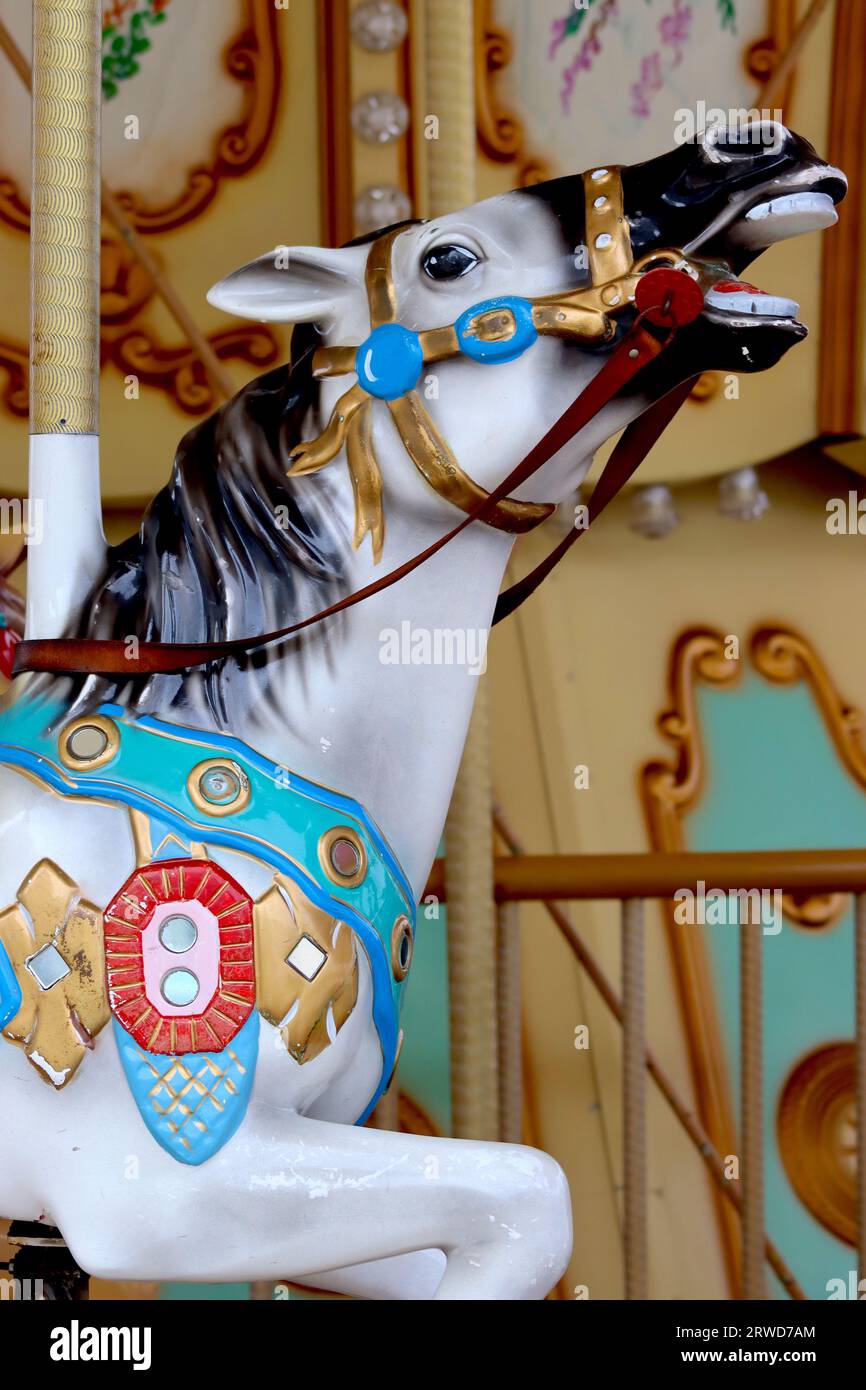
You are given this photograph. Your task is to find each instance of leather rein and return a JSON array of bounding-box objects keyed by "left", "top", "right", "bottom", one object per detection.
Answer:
[{"left": 15, "top": 169, "right": 705, "bottom": 679}]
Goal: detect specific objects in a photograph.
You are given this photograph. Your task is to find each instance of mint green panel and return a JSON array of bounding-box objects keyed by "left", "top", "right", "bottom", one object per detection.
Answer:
[
  {"left": 398, "top": 894, "right": 452, "bottom": 1137},
  {"left": 687, "top": 671, "right": 861, "bottom": 1300}
]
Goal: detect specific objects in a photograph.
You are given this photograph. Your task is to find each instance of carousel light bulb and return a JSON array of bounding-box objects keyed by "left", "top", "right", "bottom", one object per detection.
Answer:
[
  {"left": 354, "top": 185, "right": 412, "bottom": 236},
  {"left": 350, "top": 0, "right": 408, "bottom": 52},
  {"left": 629, "top": 484, "right": 679, "bottom": 539},
  {"left": 351, "top": 91, "right": 410, "bottom": 145},
  {"left": 717, "top": 465, "right": 769, "bottom": 520}
]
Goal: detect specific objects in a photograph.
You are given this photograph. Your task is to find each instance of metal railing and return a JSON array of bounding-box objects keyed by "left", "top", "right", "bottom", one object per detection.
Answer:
[{"left": 426, "top": 843, "right": 866, "bottom": 1300}]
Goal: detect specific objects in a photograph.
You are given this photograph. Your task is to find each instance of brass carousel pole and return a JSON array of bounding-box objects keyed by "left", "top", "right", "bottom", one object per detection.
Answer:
[
  {"left": 26, "top": 0, "right": 105, "bottom": 639},
  {"left": 422, "top": 0, "right": 502, "bottom": 1143}
]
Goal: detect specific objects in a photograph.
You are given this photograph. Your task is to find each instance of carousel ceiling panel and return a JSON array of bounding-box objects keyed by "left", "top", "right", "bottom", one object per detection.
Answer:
[
  {"left": 0, "top": 0, "right": 323, "bottom": 503},
  {"left": 476, "top": 0, "right": 853, "bottom": 487},
  {"left": 482, "top": 0, "right": 792, "bottom": 177},
  {"left": 0, "top": 0, "right": 246, "bottom": 219}
]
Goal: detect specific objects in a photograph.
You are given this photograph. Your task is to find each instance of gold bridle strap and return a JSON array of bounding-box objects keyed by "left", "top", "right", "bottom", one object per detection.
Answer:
[{"left": 287, "top": 168, "right": 667, "bottom": 562}]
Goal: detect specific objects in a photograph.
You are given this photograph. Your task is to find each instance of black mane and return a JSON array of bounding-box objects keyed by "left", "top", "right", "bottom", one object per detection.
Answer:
[{"left": 49, "top": 324, "right": 349, "bottom": 728}]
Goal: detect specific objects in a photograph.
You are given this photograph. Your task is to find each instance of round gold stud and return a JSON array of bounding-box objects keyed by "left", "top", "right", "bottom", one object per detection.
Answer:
[
  {"left": 318, "top": 826, "right": 368, "bottom": 888},
  {"left": 58, "top": 715, "right": 120, "bottom": 772},
  {"left": 391, "top": 914, "right": 413, "bottom": 981},
  {"left": 187, "top": 758, "right": 250, "bottom": 817}
]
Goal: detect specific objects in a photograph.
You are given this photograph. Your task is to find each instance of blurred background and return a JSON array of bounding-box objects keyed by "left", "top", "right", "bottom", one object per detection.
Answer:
[{"left": 1, "top": 0, "right": 865, "bottom": 1301}]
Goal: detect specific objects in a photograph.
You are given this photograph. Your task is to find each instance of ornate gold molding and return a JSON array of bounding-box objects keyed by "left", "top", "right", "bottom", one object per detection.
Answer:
[
  {"left": 751, "top": 627, "right": 866, "bottom": 792},
  {"left": 640, "top": 628, "right": 742, "bottom": 1293},
  {"left": 778, "top": 1042, "right": 856, "bottom": 1247},
  {"left": 3, "top": 230, "right": 280, "bottom": 420},
  {"left": 642, "top": 623, "right": 866, "bottom": 1288},
  {"left": 473, "top": 0, "right": 549, "bottom": 186},
  {"left": 0, "top": 0, "right": 282, "bottom": 420},
  {"left": 744, "top": 0, "right": 798, "bottom": 110},
  {"left": 0, "top": 0, "right": 281, "bottom": 239}
]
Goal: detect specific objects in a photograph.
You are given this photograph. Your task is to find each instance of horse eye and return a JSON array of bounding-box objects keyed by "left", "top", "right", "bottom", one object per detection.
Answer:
[{"left": 421, "top": 244, "right": 480, "bottom": 280}]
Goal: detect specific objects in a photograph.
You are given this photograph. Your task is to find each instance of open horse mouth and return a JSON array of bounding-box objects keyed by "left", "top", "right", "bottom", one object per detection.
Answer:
[{"left": 693, "top": 172, "right": 845, "bottom": 337}]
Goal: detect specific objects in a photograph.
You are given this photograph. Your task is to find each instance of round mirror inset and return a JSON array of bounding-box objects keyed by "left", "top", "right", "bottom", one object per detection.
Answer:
[
  {"left": 58, "top": 715, "right": 120, "bottom": 772},
  {"left": 159, "top": 914, "right": 198, "bottom": 955},
  {"left": 200, "top": 765, "right": 241, "bottom": 805},
  {"left": 161, "top": 968, "right": 200, "bottom": 1008},
  {"left": 187, "top": 758, "right": 250, "bottom": 817},
  {"left": 319, "top": 826, "right": 368, "bottom": 888},
  {"left": 331, "top": 837, "right": 362, "bottom": 878},
  {"left": 67, "top": 724, "right": 108, "bottom": 761},
  {"left": 391, "top": 914, "right": 413, "bottom": 981}
]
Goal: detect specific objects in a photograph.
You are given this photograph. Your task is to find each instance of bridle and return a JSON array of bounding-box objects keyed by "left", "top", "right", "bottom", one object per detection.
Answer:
[{"left": 14, "top": 167, "right": 706, "bottom": 679}]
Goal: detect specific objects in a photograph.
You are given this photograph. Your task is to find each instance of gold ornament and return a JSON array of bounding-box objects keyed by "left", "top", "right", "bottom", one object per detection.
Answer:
[
  {"left": 0, "top": 860, "right": 108, "bottom": 1087},
  {"left": 254, "top": 873, "right": 358, "bottom": 1064}
]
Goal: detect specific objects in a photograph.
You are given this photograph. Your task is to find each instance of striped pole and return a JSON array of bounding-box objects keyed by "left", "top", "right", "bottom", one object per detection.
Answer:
[
  {"left": 26, "top": 0, "right": 105, "bottom": 639},
  {"left": 421, "top": 0, "right": 502, "bottom": 1142}
]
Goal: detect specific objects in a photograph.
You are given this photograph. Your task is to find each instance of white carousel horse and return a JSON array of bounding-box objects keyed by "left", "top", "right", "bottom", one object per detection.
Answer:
[{"left": 0, "top": 124, "right": 844, "bottom": 1299}]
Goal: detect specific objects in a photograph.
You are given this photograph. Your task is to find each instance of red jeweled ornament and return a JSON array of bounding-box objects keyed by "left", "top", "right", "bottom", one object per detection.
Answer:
[{"left": 104, "top": 858, "right": 255, "bottom": 1054}]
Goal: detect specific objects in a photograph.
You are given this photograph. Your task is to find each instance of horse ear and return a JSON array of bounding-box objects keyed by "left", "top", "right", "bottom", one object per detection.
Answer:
[{"left": 207, "top": 244, "right": 368, "bottom": 326}]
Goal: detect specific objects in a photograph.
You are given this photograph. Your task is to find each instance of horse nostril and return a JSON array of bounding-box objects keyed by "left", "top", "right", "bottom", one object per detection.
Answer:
[{"left": 704, "top": 120, "right": 788, "bottom": 159}]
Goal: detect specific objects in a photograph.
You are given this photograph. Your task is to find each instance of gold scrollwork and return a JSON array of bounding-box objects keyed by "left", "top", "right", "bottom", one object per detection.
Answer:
[
  {"left": 0, "top": 0, "right": 281, "bottom": 239},
  {"left": 473, "top": 0, "right": 550, "bottom": 186},
  {"left": 744, "top": 0, "right": 798, "bottom": 109},
  {"left": 642, "top": 623, "right": 866, "bottom": 1291}
]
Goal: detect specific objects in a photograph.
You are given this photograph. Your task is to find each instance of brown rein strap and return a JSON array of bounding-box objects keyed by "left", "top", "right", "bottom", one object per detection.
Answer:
[
  {"left": 492, "top": 373, "right": 696, "bottom": 624},
  {"left": 14, "top": 286, "right": 697, "bottom": 679}
]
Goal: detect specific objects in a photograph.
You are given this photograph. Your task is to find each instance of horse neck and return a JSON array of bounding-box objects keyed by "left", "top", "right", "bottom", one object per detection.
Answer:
[{"left": 246, "top": 394, "right": 515, "bottom": 896}]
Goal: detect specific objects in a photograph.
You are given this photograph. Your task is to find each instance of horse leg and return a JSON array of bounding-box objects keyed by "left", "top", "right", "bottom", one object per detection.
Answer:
[{"left": 49, "top": 1108, "right": 571, "bottom": 1300}]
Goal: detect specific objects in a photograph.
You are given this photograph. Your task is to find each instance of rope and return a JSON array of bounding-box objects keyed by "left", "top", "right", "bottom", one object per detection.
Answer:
[
  {"left": 496, "top": 902, "right": 522, "bottom": 1143},
  {"left": 492, "top": 806, "right": 807, "bottom": 1300},
  {"left": 622, "top": 898, "right": 648, "bottom": 1299},
  {"left": 740, "top": 905, "right": 766, "bottom": 1299},
  {"left": 444, "top": 684, "right": 500, "bottom": 1140}
]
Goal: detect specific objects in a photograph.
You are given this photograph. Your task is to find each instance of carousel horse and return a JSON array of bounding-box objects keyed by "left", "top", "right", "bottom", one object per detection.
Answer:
[{"left": 0, "top": 124, "right": 844, "bottom": 1299}]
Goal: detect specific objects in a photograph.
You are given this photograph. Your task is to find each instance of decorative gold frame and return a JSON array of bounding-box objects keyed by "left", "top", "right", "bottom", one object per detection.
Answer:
[
  {"left": 0, "top": 0, "right": 282, "bottom": 419},
  {"left": 640, "top": 628, "right": 742, "bottom": 1292},
  {"left": 642, "top": 624, "right": 866, "bottom": 1292},
  {"left": 0, "top": 0, "right": 281, "bottom": 237}
]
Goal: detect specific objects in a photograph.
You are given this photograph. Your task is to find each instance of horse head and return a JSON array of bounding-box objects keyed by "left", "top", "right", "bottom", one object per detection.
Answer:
[{"left": 209, "top": 122, "right": 845, "bottom": 528}]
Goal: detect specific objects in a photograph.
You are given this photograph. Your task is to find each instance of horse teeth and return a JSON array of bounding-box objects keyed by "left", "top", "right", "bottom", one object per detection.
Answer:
[
  {"left": 705, "top": 288, "right": 800, "bottom": 319},
  {"left": 745, "top": 191, "right": 835, "bottom": 221}
]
